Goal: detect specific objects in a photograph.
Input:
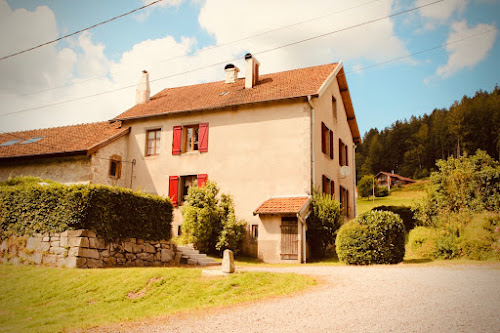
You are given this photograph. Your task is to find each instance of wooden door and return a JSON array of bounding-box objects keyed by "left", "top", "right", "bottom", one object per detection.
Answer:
[{"left": 280, "top": 217, "right": 298, "bottom": 260}]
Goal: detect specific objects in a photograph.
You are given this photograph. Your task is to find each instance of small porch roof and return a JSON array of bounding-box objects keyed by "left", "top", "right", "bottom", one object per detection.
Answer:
[{"left": 253, "top": 196, "right": 311, "bottom": 215}]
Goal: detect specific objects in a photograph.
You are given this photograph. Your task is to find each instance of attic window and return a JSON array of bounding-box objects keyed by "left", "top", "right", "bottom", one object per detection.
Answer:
[
  {"left": 20, "top": 137, "right": 44, "bottom": 145},
  {"left": 219, "top": 91, "right": 229, "bottom": 96},
  {"left": 0, "top": 139, "right": 21, "bottom": 146}
]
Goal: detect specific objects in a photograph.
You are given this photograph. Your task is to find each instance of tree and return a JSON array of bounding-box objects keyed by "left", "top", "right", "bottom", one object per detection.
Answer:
[
  {"left": 357, "top": 175, "right": 374, "bottom": 198},
  {"left": 306, "top": 191, "right": 343, "bottom": 258}
]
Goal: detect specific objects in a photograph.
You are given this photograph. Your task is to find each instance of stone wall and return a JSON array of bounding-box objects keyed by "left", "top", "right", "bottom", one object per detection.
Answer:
[{"left": 0, "top": 229, "right": 179, "bottom": 268}]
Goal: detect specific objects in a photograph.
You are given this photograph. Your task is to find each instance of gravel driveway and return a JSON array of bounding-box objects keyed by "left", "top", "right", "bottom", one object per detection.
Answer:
[{"left": 95, "top": 264, "right": 500, "bottom": 333}]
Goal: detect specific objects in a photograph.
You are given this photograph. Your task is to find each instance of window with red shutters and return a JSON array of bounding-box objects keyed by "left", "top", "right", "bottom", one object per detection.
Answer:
[
  {"left": 169, "top": 176, "right": 179, "bottom": 206},
  {"left": 321, "top": 122, "right": 326, "bottom": 154},
  {"left": 329, "top": 129, "right": 334, "bottom": 160},
  {"left": 197, "top": 174, "right": 208, "bottom": 187},
  {"left": 198, "top": 123, "right": 209, "bottom": 152},
  {"left": 172, "top": 126, "right": 181, "bottom": 155}
]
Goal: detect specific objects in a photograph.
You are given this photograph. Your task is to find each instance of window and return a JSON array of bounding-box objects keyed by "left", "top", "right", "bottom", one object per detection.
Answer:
[
  {"left": 172, "top": 123, "right": 209, "bottom": 155},
  {"left": 177, "top": 225, "right": 182, "bottom": 236},
  {"left": 322, "top": 175, "right": 335, "bottom": 196},
  {"left": 251, "top": 225, "right": 258, "bottom": 240},
  {"left": 169, "top": 174, "right": 208, "bottom": 206},
  {"left": 339, "top": 139, "right": 348, "bottom": 166},
  {"left": 321, "top": 122, "right": 334, "bottom": 159},
  {"left": 332, "top": 96, "right": 337, "bottom": 120},
  {"left": 108, "top": 155, "right": 122, "bottom": 178},
  {"left": 146, "top": 128, "right": 161, "bottom": 156}
]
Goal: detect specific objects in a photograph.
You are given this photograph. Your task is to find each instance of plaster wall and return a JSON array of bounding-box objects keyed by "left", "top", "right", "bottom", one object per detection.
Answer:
[
  {"left": 0, "top": 156, "right": 92, "bottom": 184},
  {"left": 312, "top": 76, "right": 356, "bottom": 218},
  {"left": 90, "top": 135, "right": 130, "bottom": 187},
  {"left": 124, "top": 100, "right": 312, "bottom": 243}
]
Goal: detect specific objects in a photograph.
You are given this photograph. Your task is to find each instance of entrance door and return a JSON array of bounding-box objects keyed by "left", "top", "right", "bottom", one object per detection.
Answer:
[{"left": 280, "top": 217, "right": 298, "bottom": 260}]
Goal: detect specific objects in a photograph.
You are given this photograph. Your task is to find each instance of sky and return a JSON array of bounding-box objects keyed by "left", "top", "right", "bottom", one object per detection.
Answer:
[{"left": 0, "top": 0, "right": 499, "bottom": 138}]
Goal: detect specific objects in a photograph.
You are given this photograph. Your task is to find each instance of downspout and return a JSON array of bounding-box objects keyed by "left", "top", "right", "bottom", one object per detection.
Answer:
[
  {"left": 307, "top": 96, "right": 315, "bottom": 193},
  {"left": 297, "top": 198, "right": 312, "bottom": 263},
  {"left": 352, "top": 145, "right": 357, "bottom": 217}
]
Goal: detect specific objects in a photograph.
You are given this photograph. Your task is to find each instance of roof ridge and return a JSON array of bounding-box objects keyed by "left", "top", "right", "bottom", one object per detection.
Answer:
[{"left": 0, "top": 120, "right": 120, "bottom": 136}]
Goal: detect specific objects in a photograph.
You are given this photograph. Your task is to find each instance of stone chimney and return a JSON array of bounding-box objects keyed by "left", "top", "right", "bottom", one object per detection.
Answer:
[
  {"left": 224, "top": 64, "right": 240, "bottom": 83},
  {"left": 244, "top": 53, "right": 260, "bottom": 89},
  {"left": 135, "top": 70, "right": 150, "bottom": 105}
]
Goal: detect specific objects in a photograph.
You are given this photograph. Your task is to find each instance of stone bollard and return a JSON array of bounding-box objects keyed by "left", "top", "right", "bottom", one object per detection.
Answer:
[{"left": 221, "top": 249, "right": 235, "bottom": 273}]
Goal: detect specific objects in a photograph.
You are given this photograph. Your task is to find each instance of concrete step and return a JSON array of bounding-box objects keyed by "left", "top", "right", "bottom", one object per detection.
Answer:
[
  {"left": 197, "top": 258, "right": 217, "bottom": 264},
  {"left": 199, "top": 261, "right": 221, "bottom": 267},
  {"left": 187, "top": 254, "right": 207, "bottom": 260}
]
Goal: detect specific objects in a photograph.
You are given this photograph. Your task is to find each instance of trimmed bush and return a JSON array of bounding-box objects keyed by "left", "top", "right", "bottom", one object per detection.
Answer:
[
  {"left": 375, "top": 186, "right": 389, "bottom": 197},
  {"left": 336, "top": 210, "right": 406, "bottom": 265},
  {"left": 372, "top": 205, "right": 416, "bottom": 232},
  {"left": 0, "top": 178, "right": 173, "bottom": 241}
]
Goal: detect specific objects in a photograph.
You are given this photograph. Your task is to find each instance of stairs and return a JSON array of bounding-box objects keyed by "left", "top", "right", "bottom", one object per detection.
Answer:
[{"left": 176, "top": 245, "right": 220, "bottom": 267}]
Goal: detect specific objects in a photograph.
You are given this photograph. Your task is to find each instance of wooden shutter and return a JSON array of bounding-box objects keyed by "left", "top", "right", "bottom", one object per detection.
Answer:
[
  {"left": 172, "top": 126, "right": 182, "bottom": 155},
  {"left": 169, "top": 176, "right": 179, "bottom": 206},
  {"left": 339, "top": 139, "right": 343, "bottom": 165},
  {"left": 331, "top": 180, "right": 335, "bottom": 195},
  {"left": 197, "top": 174, "right": 208, "bottom": 187},
  {"left": 322, "top": 175, "right": 328, "bottom": 194},
  {"left": 329, "top": 129, "right": 334, "bottom": 159},
  {"left": 321, "top": 122, "right": 326, "bottom": 154},
  {"left": 345, "top": 144, "right": 348, "bottom": 166},
  {"left": 198, "top": 123, "right": 209, "bottom": 152}
]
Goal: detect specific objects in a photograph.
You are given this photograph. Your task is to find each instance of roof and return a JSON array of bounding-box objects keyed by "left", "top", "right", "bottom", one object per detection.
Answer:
[
  {"left": 253, "top": 196, "right": 311, "bottom": 215},
  {"left": 375, "top": 172, "right": 415, "bottom": 183},
  {"left": 0, "top": 121, "right": 130, "bottom": 161},
  {"left": 115, "top": 62, "right": 360, "bottom": 143}
]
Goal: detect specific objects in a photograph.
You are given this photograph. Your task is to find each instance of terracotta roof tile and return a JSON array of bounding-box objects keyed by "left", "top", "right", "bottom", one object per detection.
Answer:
[
  {"left": 254, "top": 196, "right": 311, "bottom": 215},
  {"left": 0, "top": 121, "right": 129, "bottom": 160},
  {"left": 115, "top": 63, "right": 338, "bottom": 121}
]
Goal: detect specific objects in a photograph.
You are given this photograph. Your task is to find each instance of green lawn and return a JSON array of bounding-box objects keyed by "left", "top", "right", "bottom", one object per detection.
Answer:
[
  {"left": 356, "top": 188, "right": 426, "bottom": 214},
  {"left": 0, "top": 265, "right": 314, "bottom": 332}
]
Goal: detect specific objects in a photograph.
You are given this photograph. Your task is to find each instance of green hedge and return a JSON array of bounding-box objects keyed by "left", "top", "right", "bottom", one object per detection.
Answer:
[
  {"left": 336, "top": 210, "right": 406, "bottom": 265},
  {"left": 0, "top": 178, "right": 173, "bottom": 241},
  {"left": 372, "top": 205, "right": 416, "bottom": 232}
]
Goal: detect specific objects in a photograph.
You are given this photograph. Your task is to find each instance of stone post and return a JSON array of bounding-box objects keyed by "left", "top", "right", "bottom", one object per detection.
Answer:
[{"left": 222, "top": 249, "right": 235, "bottom": 273}]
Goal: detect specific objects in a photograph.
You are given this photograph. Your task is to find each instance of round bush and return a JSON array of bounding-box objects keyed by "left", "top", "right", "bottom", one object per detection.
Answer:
[
  {"left": 336, "top": 210, "right": 406, "bottom": 265},
  {"left": 372, "top": 205, "right": 416, "bottom": 232}
]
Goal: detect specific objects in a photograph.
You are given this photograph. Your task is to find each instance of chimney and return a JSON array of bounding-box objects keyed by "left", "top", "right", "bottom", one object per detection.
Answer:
[
  {"left": 135, "top": 70, "right": 150, "bottom": 105},
  {"left": 244, "top": 53, "right": 260, "bottom": 89},
  {"left": 224, "top": 64, "right": 240, "bottom": 83}
]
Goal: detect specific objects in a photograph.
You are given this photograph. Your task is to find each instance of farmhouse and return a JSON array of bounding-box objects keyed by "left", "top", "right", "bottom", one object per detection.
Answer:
[
  {"left": 375, "top": 171, "right": 415, "bottom": 191},
  {"left": 0, "top": 54, "right": 360, "bottom": 263}
]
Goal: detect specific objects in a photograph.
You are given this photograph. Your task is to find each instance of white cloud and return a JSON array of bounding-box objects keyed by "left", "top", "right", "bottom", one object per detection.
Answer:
[
  {"left": 416, "top": 0, "right": 467, "bottom": 21},
  {"left": 436, "top": 20, "right": 497, "bottom": 78},
  {"left": 135, "top": 0, "right": 185, "bottom": 21}
]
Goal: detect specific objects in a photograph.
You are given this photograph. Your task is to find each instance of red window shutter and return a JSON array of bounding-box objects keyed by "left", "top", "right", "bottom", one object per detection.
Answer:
[
  {"left": 172, "top": 126, "right": 182, "bottom": 155},
  {"left": 169, "top": 176, "right": 179, "bottom": 206},
  {"left": 345, "top": 144, "right": 348, "bottom": 166},
  {"left": 198, "top": 123, "right": 209, "bottom": 152},
  {"left": 331, "top": 180, "right": 335, "bottom": 195},
  {"left": 322, "top": 175, "right": 328, "bottom": 194},
  {"left": 197, "top": 174, "right": 208, "bottom": 187},
  {"left": 329, "top": 130, "right": 334, "bottom": 160},
  {"left": 338, "top": 139, "right": 343, "bottom": 165},
  {"left": 321, "top": 122, "right": 326, "bottom": 154}
]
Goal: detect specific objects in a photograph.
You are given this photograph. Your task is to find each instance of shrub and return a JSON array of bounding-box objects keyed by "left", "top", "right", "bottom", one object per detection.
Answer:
[
  {"left": 407, "top": 226, "right": 440, "bottom": 259},
  {"left": 372, "top": 206, "right": 416, "bottom": 232},
  {"left": 0, "top": 178, "right": 173, "bottom": 240},
  {"left": 181, "top": 181, "right": 245, "bottom": 255},
  {"left": 336, "top": 210, "right": 405, "bottom": 265},
  {"left": 306, "top": 191, "right": 343, "bottom": 258},
  {"left": 375, "top": 186, "right": 389, "bottom": 197},
  {"left": 357, "top": 175, "right": 374, "bottom": 198}
]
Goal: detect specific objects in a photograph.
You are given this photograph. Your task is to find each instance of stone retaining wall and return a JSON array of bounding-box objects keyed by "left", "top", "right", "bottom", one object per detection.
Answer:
[{"left": 0, "top": 229, "right": 179, "bottom": 268}]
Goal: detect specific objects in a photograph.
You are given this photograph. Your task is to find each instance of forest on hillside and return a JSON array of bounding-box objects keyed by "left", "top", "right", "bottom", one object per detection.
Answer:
[{"left": 356, "top": 85, "right": 500, "bottom": 181}]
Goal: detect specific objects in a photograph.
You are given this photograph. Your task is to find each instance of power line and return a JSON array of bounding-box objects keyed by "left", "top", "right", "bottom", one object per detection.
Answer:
[
  {"left": 0, "top": 0, "right": 166, "bottom": 61},
  {"left": 21, "top": 0, "right": 385, "bottom": 97},
  {"left": 0, "top": 0, "right": 448, "bottom": 118}
]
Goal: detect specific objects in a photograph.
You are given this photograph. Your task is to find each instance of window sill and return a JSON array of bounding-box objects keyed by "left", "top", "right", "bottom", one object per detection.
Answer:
[{"left": 181, "top": 151, "right": 200, "bottom": 156}]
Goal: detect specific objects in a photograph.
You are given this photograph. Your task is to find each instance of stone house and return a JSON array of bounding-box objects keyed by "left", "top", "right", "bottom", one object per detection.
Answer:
[
  {"left": 0, "top": 121, "right": 130, "bottom": 187},
  {"left": 0, "top": 54, "right": 361, "bottom": 263}
]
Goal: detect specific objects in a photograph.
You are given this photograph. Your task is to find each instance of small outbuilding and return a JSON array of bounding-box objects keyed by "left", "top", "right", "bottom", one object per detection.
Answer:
[{"left": 375, "top": 171, "right": 415, "bottom": 190}]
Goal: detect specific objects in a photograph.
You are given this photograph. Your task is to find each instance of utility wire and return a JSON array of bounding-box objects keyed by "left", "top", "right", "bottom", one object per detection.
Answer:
[
  {"left": 0, "top": 0, "right": 445, "bottom": 118},
  {"left": 0, "top": 0, "right": 166, "bottom": 61},
  {"left": 21, "top": 0, "right": 385, "bottom": 97}
]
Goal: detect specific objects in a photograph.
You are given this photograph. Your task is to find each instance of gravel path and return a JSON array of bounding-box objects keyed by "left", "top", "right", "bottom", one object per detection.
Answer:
[{"left": 95, "top": 264, "right": 500, "bottom": 333}]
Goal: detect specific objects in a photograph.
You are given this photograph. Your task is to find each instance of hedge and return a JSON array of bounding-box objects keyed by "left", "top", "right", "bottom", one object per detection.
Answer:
[
  {"left": 0, "top": 178, "right": 173, "bottom": 241},
  {"left": 371, "top": 205, "right": 416, "bottom": 232},
  {"left": 336, "top": 210, "right": 406, "bottom": 265}
]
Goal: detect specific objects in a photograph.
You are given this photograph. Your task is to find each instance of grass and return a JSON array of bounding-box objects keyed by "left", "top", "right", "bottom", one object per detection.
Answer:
[
  {"left": 0, "top": 264, "right": 314, "bottom": 332},
  {"left": 356, "top": 185, "right": 426, "bottom": 214}
]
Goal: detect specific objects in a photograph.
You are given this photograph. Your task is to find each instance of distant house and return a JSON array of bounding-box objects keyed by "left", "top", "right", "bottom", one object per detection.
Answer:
[
  {"left": 0, "top": 122, "right": 130, "bottom": 187},
  {"left": 0, "top": 54, "right": 361, "bottom": 263},
  {"left": 375, "top": 171, "right": 415, "bottom": 190}
]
